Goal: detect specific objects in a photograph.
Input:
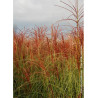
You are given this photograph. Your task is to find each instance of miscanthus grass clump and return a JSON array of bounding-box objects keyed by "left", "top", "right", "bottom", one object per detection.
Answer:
[{"left": 13, "top": 25, "right": 84, "bottom": 98}]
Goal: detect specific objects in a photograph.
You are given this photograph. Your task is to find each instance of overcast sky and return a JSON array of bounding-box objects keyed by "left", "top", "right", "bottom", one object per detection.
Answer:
[{"left": 13, "top": 0, "right": 83, "bottom": 29}]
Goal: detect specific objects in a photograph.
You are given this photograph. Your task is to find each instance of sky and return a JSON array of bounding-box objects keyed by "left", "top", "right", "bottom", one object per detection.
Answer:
[{"left": 13, "top": 0, "right": 83, "bottom": 31}]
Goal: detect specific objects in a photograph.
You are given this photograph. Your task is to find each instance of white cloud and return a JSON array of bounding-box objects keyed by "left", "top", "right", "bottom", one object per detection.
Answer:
[
  {"left": 14, "top": 0, "right": 67, "bottom": 23},
  {"left": 13, "top": 0, "right": 83, "bottom": 25}
]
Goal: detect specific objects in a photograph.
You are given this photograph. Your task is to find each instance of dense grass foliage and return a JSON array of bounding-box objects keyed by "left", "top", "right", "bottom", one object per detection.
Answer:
[{"left": 13, "top": 25, "right": 84, "bottom": 98}]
